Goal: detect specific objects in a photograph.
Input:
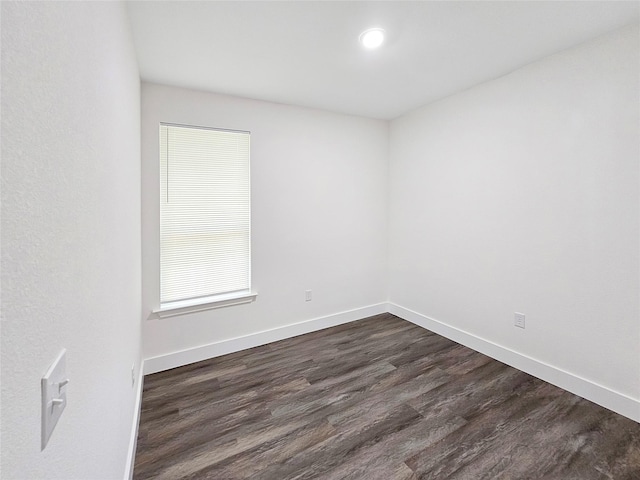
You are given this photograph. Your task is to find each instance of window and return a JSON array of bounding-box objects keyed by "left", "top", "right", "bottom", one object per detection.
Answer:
[{"left": 157, "top": 123, "right": 254, "bottom": 316}]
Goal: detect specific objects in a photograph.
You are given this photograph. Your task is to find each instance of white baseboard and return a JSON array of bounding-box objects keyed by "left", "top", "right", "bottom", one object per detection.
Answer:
[
  {"left": 123, "top": 365, "right": 144, "bottom": 480},
  {"left": 389, "top": 303, "right": 640, "bottom": 423},
  {"left": 140, "top": 301, "right": 639, "bottom": 423},
  {"left": 143, "top": 303, "right": 388, "bottom": 375}
]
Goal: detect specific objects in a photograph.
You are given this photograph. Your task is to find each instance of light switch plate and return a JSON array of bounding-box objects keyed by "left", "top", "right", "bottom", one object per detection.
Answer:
[{"left": 41, "top": 349, "right": 68, "bottom": 450}]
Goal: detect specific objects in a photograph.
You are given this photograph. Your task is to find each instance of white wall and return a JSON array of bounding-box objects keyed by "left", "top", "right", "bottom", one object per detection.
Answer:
[
  {"left": 389, "top": 25, "right": 639, "bottom": 403},
  {"left": 142, "top": 84, "right": 388, "bottom": 363},
  {"left": 1, "top": 2, "right": 141, "bottom": 479}
]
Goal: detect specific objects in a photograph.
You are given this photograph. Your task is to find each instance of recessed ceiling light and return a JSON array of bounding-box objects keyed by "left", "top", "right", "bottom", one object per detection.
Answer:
[{"left": 359, "top": 28, "right": 385, "bottom": 49}]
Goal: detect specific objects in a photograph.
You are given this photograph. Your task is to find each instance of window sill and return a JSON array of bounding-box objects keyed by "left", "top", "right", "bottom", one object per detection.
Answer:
[{"left": 153, "top": 291, "right": 257, "bottom": 318}]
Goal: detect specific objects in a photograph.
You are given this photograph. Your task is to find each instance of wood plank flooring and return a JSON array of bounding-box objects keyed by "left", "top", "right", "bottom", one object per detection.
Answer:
[{"left": 133, "top": 313, "right": 640, "bottom": 479}]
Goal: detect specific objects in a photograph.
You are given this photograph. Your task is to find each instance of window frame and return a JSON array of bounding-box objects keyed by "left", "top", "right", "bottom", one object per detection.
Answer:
[{"left": 153, "top": 122, "right": 256, "bottom": 317}]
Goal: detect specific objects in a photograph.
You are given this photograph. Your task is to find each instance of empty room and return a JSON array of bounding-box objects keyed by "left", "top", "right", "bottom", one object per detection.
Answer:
[{"left": 1, "top": 1, "right": 639, "bottom": 479}]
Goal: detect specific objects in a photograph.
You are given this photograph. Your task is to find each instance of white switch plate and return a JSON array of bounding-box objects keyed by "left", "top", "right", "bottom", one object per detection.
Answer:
[
  {"left": 41, "top": 349, "right": 68, "bottom": 450},
  {"left": 305, "top": 290, "right": 312, "bottom": 302},
  {"left": 514, "top": 312, "right": 526, "bottom": 329}
]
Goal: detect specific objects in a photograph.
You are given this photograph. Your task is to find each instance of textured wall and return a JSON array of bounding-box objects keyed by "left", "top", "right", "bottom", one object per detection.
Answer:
[
  {"left": 1, "top": 2, "right": 141, "bottom": 479},
  {"left": 389, "top": 25, "right": 639, "bottom": 401},
  {"left": 141, "top": 83, "right": 389, "bottom": 361}
]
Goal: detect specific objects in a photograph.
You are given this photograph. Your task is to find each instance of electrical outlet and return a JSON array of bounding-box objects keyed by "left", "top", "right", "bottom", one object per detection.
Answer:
[
  {"left": 131, "top": 364, "right": 135, "bottom": 387},
  {"left": 514, "top": 312, "right": 525, "bottom": 329},
  {"left": 305, "top": 290, "right": 312, "bottom": 302}
]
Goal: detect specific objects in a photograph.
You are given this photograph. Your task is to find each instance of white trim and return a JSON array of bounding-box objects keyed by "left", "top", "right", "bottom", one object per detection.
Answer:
[
  {"left": 143, "top": 303, "right": 388, "bottom": 375},
  {"left": 123, "top": 365, "right": 144, "bottom": 480},
  {"left": 141, "top": 301, "right": 640, "bottom": 422},
  {"left": 389, "top": 303, "right": 640, "bottom": 423},
  {"left": 153, "top": 291, "right": 257, "bottom": 318}
]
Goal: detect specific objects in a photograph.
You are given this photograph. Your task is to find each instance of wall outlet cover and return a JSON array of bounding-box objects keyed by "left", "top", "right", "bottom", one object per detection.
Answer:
[{"left": 41, "top": 349, "right": 69, "bottom": 450}]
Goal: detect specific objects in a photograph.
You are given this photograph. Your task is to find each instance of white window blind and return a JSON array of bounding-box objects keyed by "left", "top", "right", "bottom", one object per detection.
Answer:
[{"left": 160, "top": 123, "right": 251, "bottom": 305}]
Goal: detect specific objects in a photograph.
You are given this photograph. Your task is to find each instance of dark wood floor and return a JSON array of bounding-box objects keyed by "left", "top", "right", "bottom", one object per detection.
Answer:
[{"left": 134, "top": 313, "right": 640, "bottom": 480}]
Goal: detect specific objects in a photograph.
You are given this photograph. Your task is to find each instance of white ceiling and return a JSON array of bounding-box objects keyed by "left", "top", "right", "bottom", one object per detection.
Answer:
[{"left": 127, "top": 1, "right": 639, "bottom": 120}]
